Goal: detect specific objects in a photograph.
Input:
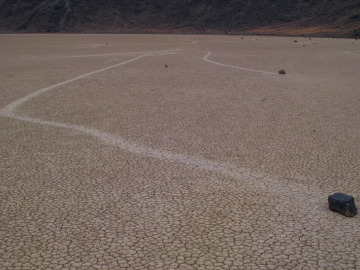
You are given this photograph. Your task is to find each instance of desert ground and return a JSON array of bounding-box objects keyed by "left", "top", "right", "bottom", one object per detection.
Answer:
[{"left": 0, "top": 34, "right": 359, "bottom": 270}]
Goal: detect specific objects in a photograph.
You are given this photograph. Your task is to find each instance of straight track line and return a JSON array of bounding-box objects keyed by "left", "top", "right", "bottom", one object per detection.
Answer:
[{"left": 72, "top": 49, "right": 181, "bottom": 58}]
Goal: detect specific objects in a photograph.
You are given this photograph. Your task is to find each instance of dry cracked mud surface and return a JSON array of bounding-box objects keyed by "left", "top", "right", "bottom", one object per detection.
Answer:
[{"left": 1, "top": 34, "right": 360, "bottom": 269}]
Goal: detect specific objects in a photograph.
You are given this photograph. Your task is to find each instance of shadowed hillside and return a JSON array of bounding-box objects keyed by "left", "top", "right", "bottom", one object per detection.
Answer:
[{"left": 0, "top": 0, "right": 359, "bottom": 37}]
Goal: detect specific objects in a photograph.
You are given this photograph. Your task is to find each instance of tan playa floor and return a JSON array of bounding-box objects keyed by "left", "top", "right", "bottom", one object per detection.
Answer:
[{"left": 0, "top": 34, "right": 360, "bottom": 269}]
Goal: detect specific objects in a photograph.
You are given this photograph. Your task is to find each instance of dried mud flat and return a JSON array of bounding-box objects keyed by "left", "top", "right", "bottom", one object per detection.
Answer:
[{"left": 0, "top": 34, "right": 360, "bottom": 270}]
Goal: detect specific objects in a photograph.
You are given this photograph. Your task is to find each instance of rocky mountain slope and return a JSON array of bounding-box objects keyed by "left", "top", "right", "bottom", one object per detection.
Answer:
[{"left": 0, "top": 0, "right": 359, "bottom": 37}]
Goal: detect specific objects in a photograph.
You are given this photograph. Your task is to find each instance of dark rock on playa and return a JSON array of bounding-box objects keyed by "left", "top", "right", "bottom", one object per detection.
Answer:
[{"left": 328, "top": 193, "right": 357, "bottom": 217}]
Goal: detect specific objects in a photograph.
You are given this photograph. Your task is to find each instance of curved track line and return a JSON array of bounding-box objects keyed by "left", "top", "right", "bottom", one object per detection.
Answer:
[
  {"left": 203, "top": 52, "right": 277, "bottom": 75},
  {"left": 1, "top": 54, "right": 150, "bottom": 117},
  {"left": 1, "top": 49, "right": 320, "bottom": 204}
]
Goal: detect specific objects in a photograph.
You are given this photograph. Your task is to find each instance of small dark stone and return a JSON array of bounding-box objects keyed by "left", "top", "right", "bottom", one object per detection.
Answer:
[
  {"left": 278, "top": 69, "right": 286, "bottom": 75},
  {"left": 294, "top": 40, "right": 298, "bottom": 42},
  {"left": 328, "top": 193, "right": 357, "bottom": 217},
  {"left": 165, "top": 65, "right": 168, "bottom": 68}
]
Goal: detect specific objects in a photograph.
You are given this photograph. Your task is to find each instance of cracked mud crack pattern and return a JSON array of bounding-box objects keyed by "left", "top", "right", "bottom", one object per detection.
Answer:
[{"left": 0, "top": 34, "right": 360, "bottom": 269}]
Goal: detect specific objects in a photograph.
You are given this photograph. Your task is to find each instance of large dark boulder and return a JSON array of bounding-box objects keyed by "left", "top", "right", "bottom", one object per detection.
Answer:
[{"left": 328, "top": 193, "right": 357, "bottom": 217}]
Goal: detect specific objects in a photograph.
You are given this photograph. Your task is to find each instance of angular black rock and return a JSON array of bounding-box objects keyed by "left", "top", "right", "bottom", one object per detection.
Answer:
[{"left": 328, "top": 193, "right": 357, "bottom": 217}]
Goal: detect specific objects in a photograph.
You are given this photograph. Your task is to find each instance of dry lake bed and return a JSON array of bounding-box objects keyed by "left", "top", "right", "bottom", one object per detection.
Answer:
[{"left": 0, "top": 34, "right": 360, "bottom": 269}]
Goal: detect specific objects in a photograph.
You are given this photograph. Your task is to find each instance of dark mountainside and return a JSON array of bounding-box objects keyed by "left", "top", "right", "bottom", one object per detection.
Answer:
[{"left": 0, "top": 0, "right": 359, "bottom": 37}]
